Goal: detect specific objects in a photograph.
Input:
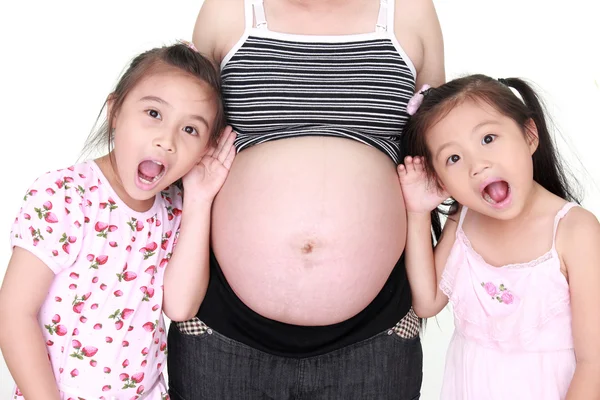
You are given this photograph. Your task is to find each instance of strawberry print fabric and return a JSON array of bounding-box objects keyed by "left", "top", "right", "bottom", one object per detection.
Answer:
[{"left": 9, "top": 161, "right": 180, "bottom": 399}]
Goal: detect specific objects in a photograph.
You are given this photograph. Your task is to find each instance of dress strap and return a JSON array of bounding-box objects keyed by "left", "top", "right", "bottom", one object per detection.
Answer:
[
  {"left": 552, "top": 202, "right": 579, "bottom": 247},
  {"left": 252, "top": 0, "right": 268, "bottom": 30},
  {"left": 457, "top": 205, "right": 469, "bottom": 230},
  {"left": 375, "top": 0, "right": 389, "bottom": 32}
]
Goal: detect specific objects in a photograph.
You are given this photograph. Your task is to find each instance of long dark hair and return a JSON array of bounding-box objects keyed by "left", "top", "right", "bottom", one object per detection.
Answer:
[
  {"left": 82, "top": 42, "right": 226, "bottom": 158},
  {"left": 402, "top": 74, "right": 581, "bottom": 241}
]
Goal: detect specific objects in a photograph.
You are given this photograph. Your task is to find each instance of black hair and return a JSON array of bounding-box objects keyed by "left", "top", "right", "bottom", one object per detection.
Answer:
[
  {"left": 403, "top": 74, "right": 581, "bottom": 241},
  {"left": 82, "top": 42, "right": 225, "bottom": 158}
]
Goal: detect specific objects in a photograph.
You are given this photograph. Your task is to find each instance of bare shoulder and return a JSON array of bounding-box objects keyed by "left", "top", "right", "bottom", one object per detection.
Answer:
[
  {"left": 393, "top": 0, "right": 445, "bottom": 87},
  {"left": 557, "top": 205, "right": 600, "bottom": 266},
  {"left": 560, "top": 206, "right": 600, "bottom": 237},
  {"left": 192, "top": 0, "right": 247, "bottom": 64},
  {"left": 395, "top": 0, "right": 439, "bottom": 19}
]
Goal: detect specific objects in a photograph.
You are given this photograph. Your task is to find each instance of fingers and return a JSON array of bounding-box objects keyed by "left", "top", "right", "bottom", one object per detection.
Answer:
[
  {"left": 215, "top": 127, "right": 236, "bottom": 164},
  {"left": 400, "top": 156, "right": 424, "bottom": 172},
  {"left": 222, "top": 142, "right": 236, "bottom": 170},
  {"left": 213, "top": 125, "right": 235, "bottom": 162}
]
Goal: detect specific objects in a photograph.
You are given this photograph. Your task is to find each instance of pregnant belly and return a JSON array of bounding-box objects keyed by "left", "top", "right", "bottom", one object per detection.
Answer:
[{"left": 211, "top": 136, "right": 407, "bottom": 325}]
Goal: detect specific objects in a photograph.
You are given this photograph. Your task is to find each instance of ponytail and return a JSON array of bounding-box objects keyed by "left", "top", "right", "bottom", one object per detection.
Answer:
[{"left": 501, "top": 78, "right": 580, "bottom": 202}]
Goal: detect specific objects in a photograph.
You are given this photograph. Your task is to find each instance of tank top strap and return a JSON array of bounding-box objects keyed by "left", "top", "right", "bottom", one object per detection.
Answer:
[
  {"left": 376, "top": 0, "right": 389, "bottom": 32},
  {"left": 250, "top": 0, "right": 268, "bottom": 30},
  {"left": 457, "top": 205, "right": 469, "bottom": 231},
  {"left": 251, "top": 0, "right": 390, "bottom": 34},
  {"left": 552, "top": 202, "right": 579, "bottom": 248}
]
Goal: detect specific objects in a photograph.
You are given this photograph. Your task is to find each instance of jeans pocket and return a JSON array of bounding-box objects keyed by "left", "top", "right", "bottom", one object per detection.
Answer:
[
  {"left": 387, "top": 308, "right": 421, "bottom": 343},
  {"left": 175, "top": 317, "right": 213, "bottom": 338}
]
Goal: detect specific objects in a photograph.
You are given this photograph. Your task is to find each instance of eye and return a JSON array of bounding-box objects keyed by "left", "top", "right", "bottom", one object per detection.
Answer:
[
  {"left": 447, "top": 154, "right": 460, "bottom": 165},
  {"left": 482, "top": 134, "right": 496, "bottom": 145},
  {"left": 146, "top": 109, "right": 161, "bottom": 120},
  {"left": 183, "top": 126, "right": 198, "bottom": 136}
]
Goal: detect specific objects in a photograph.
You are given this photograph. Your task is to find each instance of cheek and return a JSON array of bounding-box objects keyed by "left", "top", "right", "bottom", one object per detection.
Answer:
[
  {"left": 435, "top": 167, "right": 467, "bottom": 194},
  {"left": 508, "top": 144, "right": 535, "bottom": 174},
  {"left": 177, "top": 144, "right": 207, "bottom": 169}
]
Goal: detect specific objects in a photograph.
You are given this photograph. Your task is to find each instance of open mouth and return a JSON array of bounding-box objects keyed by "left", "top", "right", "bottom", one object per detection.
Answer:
[
  {"left": 481, "top": 180, "right": 511, "bottom": 205},
  {"left": 137, "top": 160, "right": 166, "bottom": 185}
]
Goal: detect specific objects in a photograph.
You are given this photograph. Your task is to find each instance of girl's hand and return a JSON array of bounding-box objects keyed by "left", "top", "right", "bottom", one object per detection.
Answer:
[
  {"left": 182, "top": 126, "right": 236, "bottom": 202},
  {"left": 398, "top": 156, "right": 449, "bottom": 215}
]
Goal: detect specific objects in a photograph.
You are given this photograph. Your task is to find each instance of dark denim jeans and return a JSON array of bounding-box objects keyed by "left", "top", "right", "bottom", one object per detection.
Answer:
[{"left": 167, "top": 320, "right": 422, "bottom": 400}]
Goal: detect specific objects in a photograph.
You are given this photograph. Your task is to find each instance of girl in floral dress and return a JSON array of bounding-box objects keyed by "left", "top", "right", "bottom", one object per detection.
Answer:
[
  {"left": 0, "top": 42, "right": 235, "bottom": 399},
  {"left": 399, "top": 74, "right": 600, "bottom": 399}
]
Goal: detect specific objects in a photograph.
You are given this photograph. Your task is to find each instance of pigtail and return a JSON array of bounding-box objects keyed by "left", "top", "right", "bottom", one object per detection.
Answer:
[{"left": 502, "top": 78, "right": 580, "bottom": 203}]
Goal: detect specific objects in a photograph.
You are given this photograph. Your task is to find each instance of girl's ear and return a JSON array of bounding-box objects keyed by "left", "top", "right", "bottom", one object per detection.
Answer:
[
  {"left": 437, "top": 179, "right": 447, "bottom": 192},
  {"left": 524, "top": 118, "right": 539, "bottom": 155}
]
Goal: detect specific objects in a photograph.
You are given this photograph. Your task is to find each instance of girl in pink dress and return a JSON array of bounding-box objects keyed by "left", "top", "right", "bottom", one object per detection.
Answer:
[
  {"left": 0, "top": 42, "right": 235, "bottom": 399},
  {"left": 398, "top": 74, "right": 600, "bottom": 399}
]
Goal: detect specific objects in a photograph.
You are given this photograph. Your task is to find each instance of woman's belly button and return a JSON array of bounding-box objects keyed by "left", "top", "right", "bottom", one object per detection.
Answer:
[
  {"left": 223, "top": 235, "right": 395, "bottom": 324},
  {"left": 210, "top": 137, "right": 407, "bottom": 323}
]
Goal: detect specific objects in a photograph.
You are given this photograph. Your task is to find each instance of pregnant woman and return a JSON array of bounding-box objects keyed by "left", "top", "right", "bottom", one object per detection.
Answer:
[{"left": 167, "top": 0, "right": 445, "bottom": 398}]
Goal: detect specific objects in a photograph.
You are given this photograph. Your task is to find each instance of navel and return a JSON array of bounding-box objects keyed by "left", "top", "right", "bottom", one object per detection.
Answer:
[{"left": 301, "top": 241, "right": 316, "bottom": 254}]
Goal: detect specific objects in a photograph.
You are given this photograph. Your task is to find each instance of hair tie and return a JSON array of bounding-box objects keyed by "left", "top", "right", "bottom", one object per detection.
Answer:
[
  {"left": 498, "top": 78, "right": 509, "bottom": 86},
  {"left": 406, "top": 84, "right": 431, "bottom": 115},
  {"left": 178, "top": 39, "right": 199, "bottom": 53}
]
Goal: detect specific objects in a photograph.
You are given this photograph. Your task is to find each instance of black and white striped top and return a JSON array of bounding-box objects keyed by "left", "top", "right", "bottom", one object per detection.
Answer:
[{"left": 221, "top": 0, "right": 416, "bottom": 164}]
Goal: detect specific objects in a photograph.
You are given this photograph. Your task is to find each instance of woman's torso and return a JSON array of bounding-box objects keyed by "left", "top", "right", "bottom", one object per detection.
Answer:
[{"left": 210, "top": 0, "right": 421, "bottom": 325}]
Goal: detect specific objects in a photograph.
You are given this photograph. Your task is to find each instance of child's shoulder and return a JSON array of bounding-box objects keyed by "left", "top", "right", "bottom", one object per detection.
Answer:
[
  {"left": 19, "top": 160, "right": 107, "bottom": 219},
  {"left": 555, "top": 202, "right": 600, "bottom": 258},
  {"left": 26, "top": 160, "right": 98, "bottom": 193},
  {"left": 559, "top": 204, "right": 599, "bottom": 235}
]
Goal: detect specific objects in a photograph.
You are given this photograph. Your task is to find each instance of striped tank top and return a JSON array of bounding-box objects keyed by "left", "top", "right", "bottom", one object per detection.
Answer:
[{"left": 221, "top": 0, "right": 416, "bottom": 164}]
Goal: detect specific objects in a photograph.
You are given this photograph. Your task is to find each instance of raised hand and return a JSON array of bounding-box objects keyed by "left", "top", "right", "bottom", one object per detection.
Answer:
[
  {"left": 397, "top": 156, "right": 449, "bottom": 214},
  {"left": 182, "top": 126, "right": 236, "bottom": 202}
]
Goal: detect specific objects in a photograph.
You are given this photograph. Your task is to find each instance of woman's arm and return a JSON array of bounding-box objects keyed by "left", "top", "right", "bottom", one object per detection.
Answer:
[
  {"left": 395, "top": 0, "right": 445, "bottom": 89},
  {"left": 560, "top": 207, "right": 600, "bottom": 399},
  {"left": 192, "top": 0, "right": 245, "bottom": 64},
  {"left": 0, "top": 248, "right": 60, "bottom": 399}
]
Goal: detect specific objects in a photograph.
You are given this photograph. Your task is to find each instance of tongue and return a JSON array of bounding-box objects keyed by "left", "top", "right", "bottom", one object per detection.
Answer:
[
  {"left": 485, "top": 181, "right": 509, "bottom": 203},
  {"left": 138, "top": 161, "right": 162, "bottom": 178}
]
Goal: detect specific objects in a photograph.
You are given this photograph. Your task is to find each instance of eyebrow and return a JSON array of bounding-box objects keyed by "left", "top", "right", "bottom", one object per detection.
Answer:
[
  {"left": 434, "top": 141, "right": 457, "bottom": 161},
  {"left": 471, "top": 120, "right": 500, "bottom": 132},
  {"left": 139, "top": 95, "right": 210, "bottom": 128}
]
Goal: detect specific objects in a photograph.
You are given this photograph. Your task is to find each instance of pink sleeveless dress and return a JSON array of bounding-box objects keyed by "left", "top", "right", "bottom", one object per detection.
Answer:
[{"left": 439, "top": 203, "right": 577, "bottom": 400}]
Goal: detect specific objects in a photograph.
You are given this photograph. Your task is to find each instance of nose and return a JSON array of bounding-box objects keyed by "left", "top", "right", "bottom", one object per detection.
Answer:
[
  {"left": 153, "top": 133, "right": 175, "bottom": 153},
  {"left": 469, "top": 158, "right": 490, "bottom": 177}
]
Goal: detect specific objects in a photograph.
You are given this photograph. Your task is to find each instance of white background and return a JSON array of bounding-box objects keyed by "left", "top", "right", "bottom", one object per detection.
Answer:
[{"left": 0, "top": 1, "right": 598, "bottom": 398}]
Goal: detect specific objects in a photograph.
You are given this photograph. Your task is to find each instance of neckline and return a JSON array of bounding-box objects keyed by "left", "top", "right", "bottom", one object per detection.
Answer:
[
  {"left": 247, "top": 28, "right": 386, "bottom": 43},
  {"left": 457, "top": 227, "right": 555, "bottom": 270},
  {"left": 455, "top": 202, "right": 577, "bottom": 269},
  {"left": 88, "top": 160, "right": 163, "bottom": 219}
]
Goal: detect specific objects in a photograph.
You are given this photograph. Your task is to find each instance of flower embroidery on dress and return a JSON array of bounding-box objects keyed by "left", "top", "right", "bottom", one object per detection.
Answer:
[{"left": 481, "top": 282, "right": 515, "bottom": 304}]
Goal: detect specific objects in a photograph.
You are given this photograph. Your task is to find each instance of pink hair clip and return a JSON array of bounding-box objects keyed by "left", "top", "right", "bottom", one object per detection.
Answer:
[
  {"left": 406, "top": 84, "right": 431, "bottom": 115},
  {"left": 178, "top": 39, "right": 198, "bottom": 53}
]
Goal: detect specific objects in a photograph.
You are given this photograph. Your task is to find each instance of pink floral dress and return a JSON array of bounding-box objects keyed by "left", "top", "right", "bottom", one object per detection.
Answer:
[
  {"left": 439, "top": 203, "right": 577, "bottom": 400},
  {"left": 10, "top": 161, "right": 181, "bottom": 400}
]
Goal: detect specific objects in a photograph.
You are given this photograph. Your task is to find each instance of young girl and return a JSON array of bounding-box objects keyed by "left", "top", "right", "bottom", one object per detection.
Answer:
[
  {"left": 398, "top": 74, "right": 600, "bottom": 399},
  {"left": 0, "top": 42, "right": 235, "bottom": 399}
]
